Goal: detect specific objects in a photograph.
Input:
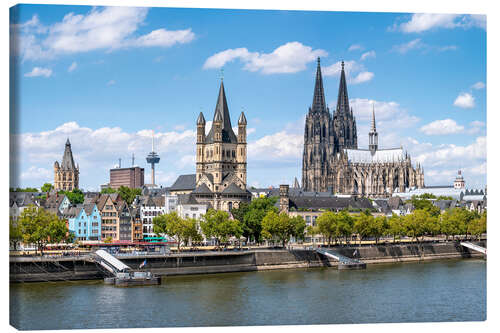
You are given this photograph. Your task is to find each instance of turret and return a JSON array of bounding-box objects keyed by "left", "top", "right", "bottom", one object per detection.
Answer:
[
  {"left": 197, "top": 112, "right": 206, "bottom": 144},
  {"left": 238, "top": 111, "right": 247, "bottom": 143}
]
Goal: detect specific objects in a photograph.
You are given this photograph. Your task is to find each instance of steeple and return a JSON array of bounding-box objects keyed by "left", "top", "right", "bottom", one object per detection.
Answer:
[
  {"left": 206, "top": 80, "right": 238, "bottom": 143},
  {"left": 311, "top": 57, "right": 327, "bottom": 114},
  {"left": 370, "top": 103, "right": 376, "bottom": 132},
  {"left": 61, "top": 138, "right": 76, "bottom": 170},
  {"left": 197, "top": 112, "right": 206, "bottom": 125},
  {"left": 336, "top": 60, "right": 350, "bottom": 115},
  {"left": 369, "top": 103, "right": 378, "bottom": 153}
]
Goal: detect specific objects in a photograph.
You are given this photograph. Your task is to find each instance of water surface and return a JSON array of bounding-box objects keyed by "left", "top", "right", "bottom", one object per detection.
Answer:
[{"left": 10, "top": 259, "right": 486, "bottom": 330}]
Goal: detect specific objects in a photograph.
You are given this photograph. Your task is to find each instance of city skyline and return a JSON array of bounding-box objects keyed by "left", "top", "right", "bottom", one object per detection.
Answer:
[{"left": 10, "top": 5, "right": 487, "bottom": 191}]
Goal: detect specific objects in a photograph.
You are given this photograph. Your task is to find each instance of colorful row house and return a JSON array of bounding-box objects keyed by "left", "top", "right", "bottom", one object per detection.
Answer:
[{"left": 67, "top": 203, "right": 101, "bottom": 241}]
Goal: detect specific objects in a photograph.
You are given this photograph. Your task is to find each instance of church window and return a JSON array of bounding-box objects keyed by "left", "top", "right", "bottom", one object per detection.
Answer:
[{"left": 232, "top": 150, "right": 235, "bottom": 158}]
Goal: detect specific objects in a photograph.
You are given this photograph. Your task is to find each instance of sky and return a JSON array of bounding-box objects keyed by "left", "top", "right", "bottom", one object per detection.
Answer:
[{"left": 9, "top": 4, "right": 487, "bottom": 191}]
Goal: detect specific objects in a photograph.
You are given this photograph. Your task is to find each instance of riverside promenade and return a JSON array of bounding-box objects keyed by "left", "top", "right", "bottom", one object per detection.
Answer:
[{"left": 9, "top": 240, "right": 486, "bottom": 282}]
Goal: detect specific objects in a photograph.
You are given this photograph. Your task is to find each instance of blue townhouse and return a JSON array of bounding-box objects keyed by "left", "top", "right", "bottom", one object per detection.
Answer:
[{"left": 68, "top": 203, "right": 101, "bottom": 241}]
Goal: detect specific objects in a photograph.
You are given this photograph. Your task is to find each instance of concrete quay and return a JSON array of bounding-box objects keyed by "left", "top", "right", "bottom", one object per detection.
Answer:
[{"left": 9, "top": 241, "right": 486, "bottom": 283}]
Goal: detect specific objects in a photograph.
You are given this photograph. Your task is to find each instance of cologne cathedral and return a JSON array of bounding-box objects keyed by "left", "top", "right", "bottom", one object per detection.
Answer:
[{"left": 302, "top": 58, "right": 424, "bottom": 197}]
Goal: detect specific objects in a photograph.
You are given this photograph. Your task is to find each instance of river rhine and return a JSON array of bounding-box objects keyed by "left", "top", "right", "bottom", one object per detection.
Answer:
[{"left": 10, "top": 259, "right": 486, "bottom": 330}]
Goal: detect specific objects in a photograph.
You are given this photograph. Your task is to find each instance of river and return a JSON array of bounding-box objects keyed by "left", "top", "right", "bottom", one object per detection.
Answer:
[{"left": 10, "top": 259, "right": 486, "bottom": 330}]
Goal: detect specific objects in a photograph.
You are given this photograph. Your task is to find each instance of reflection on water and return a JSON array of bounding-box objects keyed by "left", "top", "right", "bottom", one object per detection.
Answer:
[{"left": 10, "top": 259, "right": 486, "bottom": 330}]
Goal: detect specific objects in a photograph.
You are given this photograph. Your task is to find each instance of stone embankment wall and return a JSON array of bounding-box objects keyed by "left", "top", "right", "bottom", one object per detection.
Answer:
[{"left": 10, "top": 241, "right": 485, "bottom": 282}]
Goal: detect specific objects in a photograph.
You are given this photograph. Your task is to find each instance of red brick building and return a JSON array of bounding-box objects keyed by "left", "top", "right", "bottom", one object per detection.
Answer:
[{"left": 109, "top": 167, "right": 144, "bottom": 189}]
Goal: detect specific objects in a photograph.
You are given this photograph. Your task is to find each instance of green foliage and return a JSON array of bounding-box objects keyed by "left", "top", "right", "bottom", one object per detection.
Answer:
[
  {"left": 101, "top": 187, "right": 117, "bottom": 194},
  {"left": 11, "top": 187, "right": 39, "bottom": 192},
  {"left": 261, "top": 211, "right": 305, "bottom": 247},
  {"left": 41, "top": 183, "right": 53, "bottom": 193},
  {"left": 436, "top": 196, "right": 453, "bottom": 201},
  {"left": 403, "top": 209, "right": 429, "bottom": 242},
  {"left": 354, "top": 211, "right": 374, "bottom": 243},
  {"left": 409, "top": 196, "right": 441, "bottom": 217},
  {"left": 117, "top": 186, "right": 142, "bottom": 205},
  {"left": 180, "top": 218, "right": 203, "bottom": 246},
  {"left": 467, "top": 212, "right": 486, "bottom": 239},
  {"left": 415, "top": 193, "right": 436, "bottom": 199},
  {"left": 200, "top": 209, "right": 243, "bottom": 247},
  {"left": 17, "top": 205, "right": 70, "bottom": 254},
  {"left": 9, "top": 217, "right": 23, "bottom": 250},
  {"left": 316, "top": 211, "right": 338, "bottom": 245},
  {"left": 59, "top": 188, "right": 84, "bottom": 204},
  {"left": 103, "top": 236, "right": 113, "bottom": 243},
  {"left": 233, "top": 196, "right": 278, "bottom": 243},
  {"left": 153, "top": 212, "right": 184, "bottom": 250},
  {"left": 387, "top": 215, "right": 405, "bottom": 242}
]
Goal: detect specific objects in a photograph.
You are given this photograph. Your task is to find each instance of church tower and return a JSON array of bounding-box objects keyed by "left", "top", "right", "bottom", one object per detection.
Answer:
[
  {"left": 54, "top": 138, "right": 79, "bottom": 191},
  {"left": 333, "top": 61, "right": 358, "bottom": 152},
  {"left": 302, "top": 57, "right": 334, "bottom": 192},
  {"left": 194, "top": 78, "right": 249, "bottom": 210}
]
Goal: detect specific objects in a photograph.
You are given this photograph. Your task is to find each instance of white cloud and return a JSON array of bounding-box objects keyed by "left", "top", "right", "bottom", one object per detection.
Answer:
[
  {"left": 322, "top": 60, "right": 374, "bottom": 85},
  {"left": 438, "top": 45, "right": 457, "bottom": 52},
  {"left": 351, "top": 71, "right": 374, "bottom": 84},
  {"left": 11, "top": 121, "right": 198, "bottom": 189},
  {"left": 248, "top": 131, "right": 303, "bottom": 160},
  {"left": 394, "top": 14, "right": 486, "bottom": 33},
  {"left": 14, "top": 7, "right": 195, "bottom": 61},
  {"left": 347, "top": 98, "right": 419, "bottom": 126},
  {"left": 454, "top": 92, "right": 475, "bottom": 109},
  {"left": 420, "top": 119, "right": 464, "bottom": 135},
  {"left": 348, "top": 44, "right": 363, "bottom": 52},
  {"left": 471, "top": 81, "right": 486, "bottom": 90},
  {"left": 391, "top": 38, "right": 425, "bottom": 54},
  {"left": 468, "top": 120, "right": 486, "bottom": 134},
  {"left": 24, "top": 67, "right": 52, "bottom": 77},
  {"left": 203, "top": 42, "right": 327, "bottom": 74},
  {"left": 20, "top": 166, "right": 52, "bottom": 182},
  {"left": 360, "top": 50, "right": 376, "bottom": 61},
  {"left": 68, "top": 61, "right": 77, "bottom": 72},
  {"left": 133, "top": 28, "right": 195, "bottom": 47},
  {"left": 415, "top": 136, "right": 486, "bottom": 167}
]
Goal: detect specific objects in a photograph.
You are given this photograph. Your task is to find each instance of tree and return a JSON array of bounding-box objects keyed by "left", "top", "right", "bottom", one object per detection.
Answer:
[
  {"left": 354, "top": 212, "right": 374, "bottom": 245},
  {"left": 18, "top": 205, "right": 69, "bottom": 255},
  {"left": 316, "top": 211, "right": 338, "bottom": 245},
  {"left": 387, "top": 215, "right": 404, "bottom": 243},
  {"left": 41, "top": 183, "right": 53, "bottom": 193},
  {"left": 468, "top": 212, "right": 486, "bottom": 240},
  {"left": 180, "top": 218, "right": 203, "bottom": 248},
  {"left": 61, "top": 188, "right": 84, "bottom": 204},
  {"left": 117, "top": 186, "right": 142, "bottom": 205},
  {"left": 409, "top": 196, "right": 440, "bottom": 217},
  {"left": 238, "top": 197, "right": 278, "bottom": 243},
  {"left": 9, "top": 217, "right": 23, "bottom": 250},
  {"left": 200, "top": 209, "right": 243, "bottom": 248},
  {"left": 153, "top": 212, "right": 184, "bottom": 251},
  {"left": 371, "top": 216, "right": 387, "bottom": 244},
  {"left": 290, "top": 216, "right": 306, "bottom": 243},
  {"left": 261, "top": 211, "right": 304, "bottom": 247},
  {"left": 101, "top": 188, "right": 117, "bottom": 194},
  {"left": 403, "top": 209, "right": 428, "bottom": 243},
  {"left": 336, "top": 211, "right": 354, "bottom": 245}
]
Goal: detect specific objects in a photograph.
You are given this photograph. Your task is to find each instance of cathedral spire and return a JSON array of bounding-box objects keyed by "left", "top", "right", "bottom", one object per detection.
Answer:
[
  {"left": 336, "top": 60, "right": 350, "bottom": 115},
  {"left": 370, "top": 103, "right": 376, "bottom": 132},
  {"left": 311, "top": 57, "right": 327, "bottom": 113},
  {"left": 369, "top": 103, "right": 378, "bottom": 153}
]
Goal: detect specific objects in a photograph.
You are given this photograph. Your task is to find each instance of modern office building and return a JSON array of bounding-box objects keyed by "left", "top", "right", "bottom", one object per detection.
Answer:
[{"left": 109, "top": 167, "right": 145, "bottom": 189}]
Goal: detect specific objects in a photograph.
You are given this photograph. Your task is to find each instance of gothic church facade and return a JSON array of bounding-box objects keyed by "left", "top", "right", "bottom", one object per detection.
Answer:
[
  {"left": 302, "top": 58, "right": 424, "bottom": 197},
  {"left": 54, "top": 139, "right": 79, "bottom": 191}
]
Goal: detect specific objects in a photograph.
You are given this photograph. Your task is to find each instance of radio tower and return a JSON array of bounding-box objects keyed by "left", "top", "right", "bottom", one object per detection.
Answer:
[{"left": 146, "top": 130, "right": 160, "bottom": 186}]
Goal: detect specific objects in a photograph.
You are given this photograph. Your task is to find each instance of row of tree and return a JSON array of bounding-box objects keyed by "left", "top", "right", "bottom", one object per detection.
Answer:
[
  {"left": 308, "top": 207, "right": 486, "bottom": 246},
  {"left": 10, "top": 206, "right": 74, "bottom": 254},
  {"left": 152, "top": 206, "right": 307, "bottom": 250}
]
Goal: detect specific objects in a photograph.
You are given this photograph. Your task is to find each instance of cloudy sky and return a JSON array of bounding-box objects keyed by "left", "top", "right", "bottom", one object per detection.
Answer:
[{"left": 10, "top": 5, "right": 486, "bottom": 191}]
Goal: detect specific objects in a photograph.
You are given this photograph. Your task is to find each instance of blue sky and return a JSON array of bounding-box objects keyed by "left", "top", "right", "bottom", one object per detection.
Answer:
[{"left": 10, "top": 4, "right": 487, "bottom": 191}]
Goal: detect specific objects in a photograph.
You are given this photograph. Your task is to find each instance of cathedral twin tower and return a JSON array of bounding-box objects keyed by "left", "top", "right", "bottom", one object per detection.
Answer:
[{"left": 302, "top": 58, "right": 424, "bottom": 196}]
